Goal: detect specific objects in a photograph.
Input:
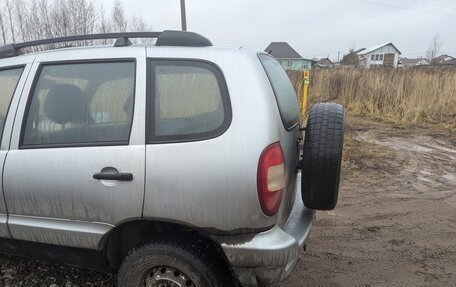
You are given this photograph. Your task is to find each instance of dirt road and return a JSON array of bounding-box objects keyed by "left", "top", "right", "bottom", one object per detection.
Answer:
[
  {"left": 1, "top": 117, "right": 455, "bottom": 286},
  {"left": 284, "top": 117, "right": 456, "bottom": 287}
]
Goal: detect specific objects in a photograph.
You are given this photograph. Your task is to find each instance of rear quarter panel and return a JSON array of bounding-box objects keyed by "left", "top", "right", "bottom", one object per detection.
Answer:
[{"left": 143, "top": 47, "right": 294, "bottom": 232}]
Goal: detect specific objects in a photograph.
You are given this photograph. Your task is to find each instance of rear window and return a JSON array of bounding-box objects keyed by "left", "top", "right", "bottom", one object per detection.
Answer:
[
  {"left": 148, "top": 60, "right": 231, "bottom": 143},
  {"left": 259, "top": 54, "right": 300, "bottom": 129}
]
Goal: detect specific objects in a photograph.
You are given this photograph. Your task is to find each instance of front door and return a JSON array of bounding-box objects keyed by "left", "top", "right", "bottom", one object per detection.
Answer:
[{"left": 3, "top": 49, "right": 146, "bottom": 250}]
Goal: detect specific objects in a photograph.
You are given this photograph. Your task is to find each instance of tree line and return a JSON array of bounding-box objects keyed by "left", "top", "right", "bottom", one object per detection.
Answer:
[{"left": 0, "top": 0, "right": 150, "bottom": 46}]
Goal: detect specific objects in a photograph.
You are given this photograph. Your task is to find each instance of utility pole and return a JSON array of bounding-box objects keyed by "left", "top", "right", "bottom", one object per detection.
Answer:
[{"left": 180, "top": 0, "right": 187, "bottom": 31}]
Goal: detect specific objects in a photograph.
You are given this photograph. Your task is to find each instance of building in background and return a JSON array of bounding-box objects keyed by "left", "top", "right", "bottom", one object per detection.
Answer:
[
  {"left": 264, "top": 42, "right": 315, "bottom": 71},
  {"left": 434, "top": 55, "right": 456, "bottom": 66},
  {"left": 357, "top": 43, "right": 401, "bottom": 68},
  {"left": 314, "top": 58, "right": 334, "bottom": 68},
  {"left": 399, "top": 57, "right": 430, "bottom": 68}
]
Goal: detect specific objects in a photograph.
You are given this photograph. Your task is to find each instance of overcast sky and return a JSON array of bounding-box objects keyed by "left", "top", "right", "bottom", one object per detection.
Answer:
[{"left": 99, "top": 0, "right": 455, "bottom": 60}]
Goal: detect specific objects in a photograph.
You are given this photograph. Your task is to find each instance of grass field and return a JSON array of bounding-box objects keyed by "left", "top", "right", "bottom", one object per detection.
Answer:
[{"left": 288, "top": 68, "right": 456, "bottom": 128}]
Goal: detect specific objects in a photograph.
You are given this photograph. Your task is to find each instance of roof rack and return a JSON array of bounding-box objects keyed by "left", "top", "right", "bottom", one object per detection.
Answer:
[{"left": 0, "top": 30, "right": 212, "bottom": 59}]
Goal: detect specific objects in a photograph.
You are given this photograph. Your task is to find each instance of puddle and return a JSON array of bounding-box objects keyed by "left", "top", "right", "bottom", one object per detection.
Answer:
[{"left": 442, "top": 173, "right": 456, "bottom": 184}]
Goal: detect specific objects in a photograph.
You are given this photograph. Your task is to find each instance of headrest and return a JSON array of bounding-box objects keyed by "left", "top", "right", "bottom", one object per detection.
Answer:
[{"left": 44, "top": 84, "right": 90, "bottom": 125}]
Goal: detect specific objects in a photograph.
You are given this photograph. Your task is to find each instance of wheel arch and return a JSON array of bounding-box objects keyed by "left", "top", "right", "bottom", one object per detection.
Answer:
[{"left": 100, "top": 219, "right": 233, "bottom": 272}]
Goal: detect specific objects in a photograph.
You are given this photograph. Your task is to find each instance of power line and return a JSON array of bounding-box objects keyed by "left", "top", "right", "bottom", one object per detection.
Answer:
[
  {"left": 403, "top": 0, "right": 456, "bottom": 10},
  {"left": 352, "top": 0, "right": 456, "bottom": 16}
]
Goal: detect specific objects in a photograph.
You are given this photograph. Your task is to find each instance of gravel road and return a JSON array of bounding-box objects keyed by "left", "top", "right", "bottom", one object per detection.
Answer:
[{"left": 1, "top": 116, "right": 455, "bottom": 286}]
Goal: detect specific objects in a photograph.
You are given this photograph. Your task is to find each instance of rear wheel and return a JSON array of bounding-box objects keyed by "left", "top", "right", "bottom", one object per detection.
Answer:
[
  {"left": 301, "top": 103, "right": 345, "bottom": 210},
  {"left": 117, "top": 235, "right": 234, "bottom": 287}
]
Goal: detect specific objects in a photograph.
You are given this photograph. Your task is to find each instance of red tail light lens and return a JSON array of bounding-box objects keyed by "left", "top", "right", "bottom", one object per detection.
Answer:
[{"left": 257, "top": 143, "right": 286, "bottom": 216}]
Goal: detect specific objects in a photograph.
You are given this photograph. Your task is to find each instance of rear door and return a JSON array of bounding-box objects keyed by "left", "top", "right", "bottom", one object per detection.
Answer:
[
  {"left": 0, "top": 58, "right": 32, "bottom": 240},
  {"left": 143, "top": 58, "right": 233, "bottom": 226},
  {"left": 3, "top": 48, "right": 146, "bottom": 250}
]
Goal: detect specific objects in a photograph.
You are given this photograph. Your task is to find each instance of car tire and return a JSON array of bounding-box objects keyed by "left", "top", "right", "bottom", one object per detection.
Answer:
[
  {"left": 301, "top": 103, "right": 345, "bottom": 210},
  {"left": 117, "top": 234, "right": 234, "bottom": 287}
]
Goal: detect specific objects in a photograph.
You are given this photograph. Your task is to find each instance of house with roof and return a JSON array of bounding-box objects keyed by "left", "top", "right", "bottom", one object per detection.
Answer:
[
  {"left": 434, "top": 54, "right": 456, "bottom": 66},
  {"left": 314, "top": 58, "right": 334, "bottom": 68},
  {"left": 438, "top": 58, "right": 456, "bottom": 66},
  {"left": 399, "top": 57, "right": 430, "bottom": 68},
  {"left": 264, "top": 42, "right": 315, "bottom": 71},
  {"left": 357, "top": 43, "right": 401, "bottom": 68}
]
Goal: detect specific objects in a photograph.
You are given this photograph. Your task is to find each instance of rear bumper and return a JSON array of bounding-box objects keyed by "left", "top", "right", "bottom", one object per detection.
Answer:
[{"left": 213, "top": 192, "right": 315, "bottom": 286}]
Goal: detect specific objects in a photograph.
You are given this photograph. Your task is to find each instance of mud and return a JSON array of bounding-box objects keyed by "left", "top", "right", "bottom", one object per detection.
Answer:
[
  {"left": 0, "top": 117, "right": 455, "bottom": 286},
  {"left": 283, "top": 117, "right": 456, "bottom": 287}
]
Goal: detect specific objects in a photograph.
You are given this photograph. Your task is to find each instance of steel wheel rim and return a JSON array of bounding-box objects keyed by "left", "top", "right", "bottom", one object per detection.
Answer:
[{"left": 145, "top": 266, "right": 197, "bottom": 287}]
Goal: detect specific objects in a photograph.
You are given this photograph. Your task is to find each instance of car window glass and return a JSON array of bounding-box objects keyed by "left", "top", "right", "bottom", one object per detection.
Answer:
[
  {"left": 259, "top": 54, "right": 300, "bottom": 129},
  {"left": 0, "top": 67, "right": 23, "bottom": 144},
  {"left": 22, "top": 62, "right": 135, "bottom": 147},
  {"left": 153, "top": 64, "right": 225, "bottom": 138}
]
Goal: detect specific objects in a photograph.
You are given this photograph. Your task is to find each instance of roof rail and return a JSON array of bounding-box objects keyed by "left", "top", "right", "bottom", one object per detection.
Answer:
[{"left": 0, "top": 30, "right": 212, "bottom": 59}]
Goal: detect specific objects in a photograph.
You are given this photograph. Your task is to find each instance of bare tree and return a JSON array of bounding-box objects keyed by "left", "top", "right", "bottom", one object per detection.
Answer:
[
  {"left": 0, "top": 2, "right": 8, "bottom": 44},
  {"left": 426, "top": 33, "right": 442, "bottom": 66},
  {"left": 112, "top": 0, "right": 128, "bottom": 32},
  {"left": 53, "top": 0, "right": 71, "bottom": 37},
  {"left": 5, "top": 0, "right": 16, "bottom": 42},
  {"left": 97, "top": 8, "right": 112, "bottom": 45},
  {"left": 341, "top": 49, "right": 359, "bottom": 66},
  {"left": 0, "top": 0, "right": 149, "bottom": 48},
  {"left": 130, "top": 15, "right": 155, "bottom": 43}
]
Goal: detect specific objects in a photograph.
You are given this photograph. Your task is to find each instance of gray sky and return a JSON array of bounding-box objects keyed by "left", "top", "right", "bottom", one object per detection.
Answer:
[{"left": 100, "top": 0, "right": 455, "bottom": 60}]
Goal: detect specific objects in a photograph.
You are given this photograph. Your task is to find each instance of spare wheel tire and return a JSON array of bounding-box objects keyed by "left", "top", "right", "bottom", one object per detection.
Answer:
[{"left": 301, "top": 103, "right": 345, "bottom": 210}]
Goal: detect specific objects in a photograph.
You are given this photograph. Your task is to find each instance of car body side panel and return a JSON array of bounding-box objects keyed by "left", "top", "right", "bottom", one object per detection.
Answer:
[{"left": 143, "top": 47, "right": 293, "bottom": 231}]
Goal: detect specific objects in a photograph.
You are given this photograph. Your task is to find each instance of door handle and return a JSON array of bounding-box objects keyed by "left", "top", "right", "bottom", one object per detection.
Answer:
[{"left": 93, "top": 172, "right": 133, "bottom": 181}]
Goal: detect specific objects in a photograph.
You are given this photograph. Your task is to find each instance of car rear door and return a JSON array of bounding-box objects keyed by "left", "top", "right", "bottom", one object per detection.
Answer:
[
  {"left": 0, "top": 56, "right": 34, "bottom": 242},
  {"left": 3, "top": 48, "right": 146, "bottom": 250}
]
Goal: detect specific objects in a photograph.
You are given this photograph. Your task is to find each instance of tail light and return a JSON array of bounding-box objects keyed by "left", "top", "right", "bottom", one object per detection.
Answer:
[{"left": 257, "top": 142, "right": 286, "bottom": 216}]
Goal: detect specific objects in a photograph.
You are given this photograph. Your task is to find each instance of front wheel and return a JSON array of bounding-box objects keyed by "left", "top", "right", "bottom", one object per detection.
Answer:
[{"left": 117, "top": 235, "right": 234, "bottom": 287}]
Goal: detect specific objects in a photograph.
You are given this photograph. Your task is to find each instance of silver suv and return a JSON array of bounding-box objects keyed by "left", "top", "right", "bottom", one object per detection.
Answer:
[{"left": 0, "top": 31, "right": 344, "bottom": 286}]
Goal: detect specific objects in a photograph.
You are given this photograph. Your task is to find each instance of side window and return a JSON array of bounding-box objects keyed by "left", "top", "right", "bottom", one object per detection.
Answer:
[
  {"left": 371, "top": 54, "right": 375, "bottom": 61},
  {"left": 22, "top": 61, "right": 135, "bottom": 147},
  {"left": 259, "top": 54, "right": 300, "bottom": 130},
  {"left": 0, "top": 67, "right": 23, "bottom": 143},
  {"left": 149, "top": 60, "right": 230, "bottom": 142}
]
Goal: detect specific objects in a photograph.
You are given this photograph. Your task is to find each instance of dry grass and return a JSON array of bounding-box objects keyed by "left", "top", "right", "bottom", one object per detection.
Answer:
[{"left": 288, "top": 68, "right": 456, "bottom": 127}]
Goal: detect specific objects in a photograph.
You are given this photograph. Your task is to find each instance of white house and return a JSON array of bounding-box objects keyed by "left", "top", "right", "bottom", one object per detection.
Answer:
[{"left": 357, "top": 43, "right": 401, "bottom": 68}]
